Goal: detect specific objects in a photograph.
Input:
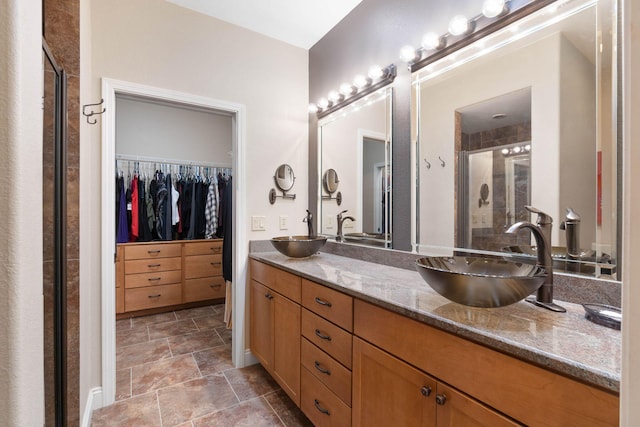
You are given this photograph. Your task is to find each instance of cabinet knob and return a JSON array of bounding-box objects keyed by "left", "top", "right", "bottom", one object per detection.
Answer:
[
  {"left": 314, "top": 361, "right": 331, "bottom": 375},
  {"left": 421, "top": 386, "right": 432, "bottom": 397},
  {"left": 265, "top": 293, "right": 274, "bottom": 300},
  {"left": 436, "top": 393, "right": 447, "bottom": 405},
  {"left": 314, "top": 297, "right": 332, "bottom": 307},
  {"left": 314, "top": 329, "right": 332, "bottom": 341},
  {"left": 314, "top": 399, "right": 331, "bottom": 416}
]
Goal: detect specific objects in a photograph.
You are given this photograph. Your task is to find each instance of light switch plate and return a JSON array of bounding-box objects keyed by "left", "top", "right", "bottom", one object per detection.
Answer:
[
  {"left": 251, "top": 215, "right": 266, "bottom": 231},
  {"left": 279, "top": 215, "right": 288, "bottom": 230},
  {"left": 325, "top": 215, "right": 334, "bottom": 229}
]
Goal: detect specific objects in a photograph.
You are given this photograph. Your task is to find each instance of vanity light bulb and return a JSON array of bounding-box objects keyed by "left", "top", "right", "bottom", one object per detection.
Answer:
[
  {"left": 368, "top": 65, "right": 385, "bottom": 80},
  {"left": 353, "top": 74, "right": 370, "bottom": 89},
  {"left": 399, "top": 46, "right": 418, "bottom": 63},
  {"left": 318, "top": 98, "right": 330, "bottom": 109},
  {"left": 525, "top": 144, "right": 531, "bottom": 151},
  {"left": 502, "top": 148, "right": 509, "bottom": 155},
  {"left": 422, "top": 32, "right": 445, "bottom": 50},
  {"left": 328, "top": 90, "right": 342, "bottom": 103},
  {"left": 449, "top": 15, "right": 470, "bottom": 36},
  {"left": 482, "top": 0, "right": 508, "bottom": 18},
  {"left": 340, "top": 83, "right": 355, "bottom": 96},
  {"left": 308, "top": 103, "right": 319, "bottom": 113},
  {"left": 513, "top": 146, "right": 522, "bottom": 154}
]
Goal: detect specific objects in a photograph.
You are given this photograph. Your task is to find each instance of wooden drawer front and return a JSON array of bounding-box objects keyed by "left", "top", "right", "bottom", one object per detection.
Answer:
[
  {"left": 124, "top": 243, "right": 181, "bottom": 260},
  {"left": 183, "top": 240, "right": 223, "bottom": 256},
  {"left": 302, "top": 309, "right": 352, "bottom": 369},
  {"left": 184, "top": 277, "right": 226, "bottom": 302},
  {"left": 250, "top": 260, "right": 301, "bottom": 303},
  {"left": 301, "top": 367, "right": 351, "bottom": 427},
  {"left": 301, "top": 338, "right": 352, "bottom": 406},
  {"left": 116, "top": 247, "right": 124, "bottom": 289},
  {"left": 125, "top": 283, "right": 181, "bottom": 312},
  {"left": 124, "top": 270, "right": 182, "bottom": 289},
  {"left": 302, "top": 280, "right": 353, "bottom": 332},
  {"left": 185, "top": 254, "right": 222, "bottom": 279},
  {"left": 353, "top": 300, "right": 619, "bottom": 427},
  {"left": 116, "top": 286, "right": 125, "bottom": 314},
  {"left": 125, "top": 257, "right": 181, "bottom": 275}
]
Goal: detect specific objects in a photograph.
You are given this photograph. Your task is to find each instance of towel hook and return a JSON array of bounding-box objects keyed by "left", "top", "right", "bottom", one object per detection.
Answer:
[
  {"left": 82, "top": 99, "right": 106, "bottom": 124},
  {"left": 423, "top": 158, "right": 431, "bottom": 169},
  {"left": 438, "top": 156, "right": 446, "bottom": 167}
]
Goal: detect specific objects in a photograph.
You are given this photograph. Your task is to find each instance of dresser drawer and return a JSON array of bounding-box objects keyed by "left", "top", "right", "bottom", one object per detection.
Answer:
[
  {"left": 183, "top": 240, "right": 223, "bottom": 256},
  {"left": 184, "top": 277, "right": 226, "bottom": 302},
  {"left": 125, "top": 283, "right": 181, "bottom": 312},
  {"left": 124, "top": 257, "right": 181, "bottom": 275},
  {"left": 124, "top": 243, "right": 181, "bottom": 260},
  {"left": 124, "top": 270, "right": 182, "bottom": 289},
  {"left": 302, "top": 309, "right": 352, "bottom": 369},
  {"left": 185, "top": 254, "right": 222, "bottom": 279},
  {"left": 301, "top": 367, "right": 351, "bottom": 427},
  {"left": 115, "top": 246, "right": 124, "bottom": 289},
  {"left": 116, "top": 286, "right": 125, "bottom": 314},
  {"left": 301, "top": 338, "right": 352, "bottom": 406},
  {"left": 302, "top": 280, "right": 353, "bottom": 332}
]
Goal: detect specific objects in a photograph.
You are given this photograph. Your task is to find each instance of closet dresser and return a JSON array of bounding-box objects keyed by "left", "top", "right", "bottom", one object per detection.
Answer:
[{"left": 116, "top": 239, "right": 225, "bottom": 318}]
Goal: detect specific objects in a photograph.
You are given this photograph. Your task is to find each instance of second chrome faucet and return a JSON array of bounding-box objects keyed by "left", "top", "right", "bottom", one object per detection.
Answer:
[{"left": 336, "top": 209, "right": 356, "bottom": 242}]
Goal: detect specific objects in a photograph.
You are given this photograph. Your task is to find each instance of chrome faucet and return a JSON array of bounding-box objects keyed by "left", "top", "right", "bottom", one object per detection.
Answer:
[
  {"left": 336, "top": 209, "right": 356, "bottom": 242},
  {"left": 560, "top": 207, "right": 581, "bottom": 263},
  {"left": 506, "top": 206, "right": 566, "bottom": 313},
  {"left": 303, "top": 209, "right": 315, "bottom": 238}
]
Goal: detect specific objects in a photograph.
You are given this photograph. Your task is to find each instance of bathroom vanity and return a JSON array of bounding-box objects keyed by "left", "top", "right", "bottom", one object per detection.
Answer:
[{"left": 249, "top": 251, "right": 619, "bottom": 426}]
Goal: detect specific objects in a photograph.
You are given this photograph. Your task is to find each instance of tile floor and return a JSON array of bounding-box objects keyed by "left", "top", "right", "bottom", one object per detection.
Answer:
[{"left": 91, "top": 304, "right": 312, "bottom": 427}]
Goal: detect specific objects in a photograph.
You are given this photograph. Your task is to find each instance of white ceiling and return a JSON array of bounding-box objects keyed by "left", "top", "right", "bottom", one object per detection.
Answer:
[{"left": 166, "top": 0, "right": 363, "bottom": 49}]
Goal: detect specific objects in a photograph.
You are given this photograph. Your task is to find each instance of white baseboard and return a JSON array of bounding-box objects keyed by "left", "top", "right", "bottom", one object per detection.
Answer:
[
  {"left": 244, "top": 349, "right": 258, "bottom": 366},
  {"left": 81, "top": 387, "right": 103, "bottom": 427}
]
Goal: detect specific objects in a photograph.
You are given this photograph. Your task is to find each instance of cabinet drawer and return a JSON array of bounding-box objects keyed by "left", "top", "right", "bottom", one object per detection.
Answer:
[
  {"left": 302, "top": 309, "right": 352, "bottom": 369},
  {"left": 301, "top": 367, "right": 351, "bottom": 427},
  {"left": 302, "top": 280, "right": 353, "bottom": 332},
  {"left": 116, "top": 286, "right": 124, "bottom": 314},
  {"left": 124, "top": 270, "right": 182, "bottom": 289},
  {"left": 183, "top": 240, "right": 223, "bottom": 256},
  {"left": 185, "top": 254, "right": 222, "bottom": 279},
  {"left": 124, "top": 257, "right": 181, "bottom": 275},
  {"left": 125, "top": 283, "right": 181, "bottom": 312},
  {"left": 250, "top": 260, "right": 301, "bottom": 303},
  {"left": 115, "top": 246, "right": 124, "bottom": 289},
  {"left": 184, "top": 277, "right": 226, "bottom": 302},
  {"left": 301, "top": 338, "right": 352, "bottom": 406},
  {"left": 124, "top": 243, "right": 181, "bottom": 260}
]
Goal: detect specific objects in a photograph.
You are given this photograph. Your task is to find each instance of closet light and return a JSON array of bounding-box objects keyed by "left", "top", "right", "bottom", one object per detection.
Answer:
[
  {"left": 482, "top": 0, "right": 509, "bottom": 18},
  {"left": 448, "top": 15, "right": 472, "bottom": 36},
  {"left": 422, "top": 32, "right": 446, "bottom": 51}
]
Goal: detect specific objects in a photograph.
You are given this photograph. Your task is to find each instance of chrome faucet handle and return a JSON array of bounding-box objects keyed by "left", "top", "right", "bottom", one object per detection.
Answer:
[{"left": 525, "top": 205, "right": 552, "bottom": 226}]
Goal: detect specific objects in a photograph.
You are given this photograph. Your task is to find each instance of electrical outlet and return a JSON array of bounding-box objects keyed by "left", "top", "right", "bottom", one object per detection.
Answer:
[
  {"left": 344, "top": 220, "right": 354, "bottom": 229},
  {"left": 325, "top": 215, "right": 334, "bottom": 229},
  {"left": 279, "top": 215, "right": 288, "bottom": 230},
  {"left": 251, "top": 215, "right": 266, "bottom": 231}
]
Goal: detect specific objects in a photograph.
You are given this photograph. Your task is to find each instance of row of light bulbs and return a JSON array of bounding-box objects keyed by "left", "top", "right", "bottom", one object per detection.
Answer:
[
  {"left": 502, "top": 144, "right": 531, "bottom": 156},
  {"left": 308, "top": 64, "right": 394, "bottom": 114},
  {"left": 399, "top": 0, "right": 511, "bottom": 64}
]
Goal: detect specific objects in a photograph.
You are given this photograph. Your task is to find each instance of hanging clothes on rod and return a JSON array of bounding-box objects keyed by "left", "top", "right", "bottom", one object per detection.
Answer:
[{"left": 115, "top": 156, "right": 232, "bottom": 242}]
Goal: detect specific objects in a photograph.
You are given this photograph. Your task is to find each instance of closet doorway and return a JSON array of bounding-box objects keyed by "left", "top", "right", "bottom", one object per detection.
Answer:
[{"left": 100, "top": 79, "right": 247, "bottom": 407}]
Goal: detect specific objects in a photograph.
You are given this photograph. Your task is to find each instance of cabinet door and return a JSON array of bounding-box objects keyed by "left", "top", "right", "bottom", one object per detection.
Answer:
[
  {"left": 273, "top": 292, "right": 301, "bottom": 406},
  {"left": 250, "top": 280, "right": 273, "bottom": 370},
  {"left": 435, "top": 383, "right": 521, "bottom": 427},
  {"left": 353, "top": 337, "right": 436, "bottom": 427}
]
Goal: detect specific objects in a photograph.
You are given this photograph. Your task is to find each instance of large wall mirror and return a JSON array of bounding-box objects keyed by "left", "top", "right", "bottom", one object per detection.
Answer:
[
  {"left": 319, "top": 87, "right": 392, "bottom": 247},
  {"left": 412, "top": 0, "right": 619, "bottom": 280}
]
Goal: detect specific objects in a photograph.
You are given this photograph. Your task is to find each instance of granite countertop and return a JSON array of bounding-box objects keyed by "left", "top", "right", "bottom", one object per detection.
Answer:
[{"left": 249, "top": 251, "right": 621, "bottom": 393}]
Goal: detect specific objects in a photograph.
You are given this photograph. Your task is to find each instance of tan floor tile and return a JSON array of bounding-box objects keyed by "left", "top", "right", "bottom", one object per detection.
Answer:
[
  {"left": 174, "top": 305, "right": 215, "bottom": 320},
  {"left": 264, "top": 389, "right": 313, "bottom": 427},
  {"left": 148, "top": 318, "right": 198, "bottom": 340},
  {"left": 211, "top": 303, "right": 226, "bottom": 314},
  {"left": 193, "top": 344, "right": 234, "bottom": 376},
  {"left": 91, "top": 392, "right": 160, "bottom": 427},
  {"left": 115, "top": 368, "right": 132, "bottom": 401},
  {"left": 117, "top": 325, "right": 149, "bottom": 347},
  {"left": 215, "top": 326, "right": 232, "bottom": 344},
  {"left": 193, "top": 313, "right": 224, "bottom": 330},
  {"left": 192, "top": 397, "right": 282, "bottom": 427},
  {"left": 168, "top": 330, "right": 224, "bottom": 355},
  {"left": 116, "top": 338, "right": 171, "bottom": 369},
  {"left": 116, "top": 318, "right": 132, "bottom": 332},
  {"left": 158, "top": 374, "right": 239, "bottom": 426},
  {"left": 131, "top": 311, "right": 177, "bottom": 327},
  {"left": 224, "top": 364, "right": 279, "bottom": 402},
  {"left": 132, "top": 354, "right": 201, "bottom": 395}
]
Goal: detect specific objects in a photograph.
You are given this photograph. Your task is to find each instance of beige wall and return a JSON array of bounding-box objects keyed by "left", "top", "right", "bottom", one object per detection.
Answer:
[{"left": 80, "top": 0, "right": 309, "bottom": 417}]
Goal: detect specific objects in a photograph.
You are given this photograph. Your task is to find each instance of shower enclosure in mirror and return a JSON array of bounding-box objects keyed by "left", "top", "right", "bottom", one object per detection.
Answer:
[
  {"left": 319, "top": 87, "right": 392, "bottom": 247},
  {"left": 412, "top": 0, "right": 619, "bottom": 279}
]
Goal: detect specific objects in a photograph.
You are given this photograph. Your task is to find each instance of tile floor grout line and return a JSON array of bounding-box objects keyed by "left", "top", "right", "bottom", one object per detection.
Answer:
[
  {"left": 191, "top": 352, "right": 204, "bottom": 379},
  {"left": 222, "top": 370, "right": 244, "bottom": 404},
  {"left": 262, "top": 394, "right": 288, "bottom": 427},
  {"left": 156, "top": 389, "right": 164, "bottom": 427}
]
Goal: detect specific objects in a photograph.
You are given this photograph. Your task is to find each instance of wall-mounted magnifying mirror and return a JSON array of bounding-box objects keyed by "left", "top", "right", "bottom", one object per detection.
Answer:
[
  {"left": 412, "top": 0, "right": 619, "bottom": 280},
  {"left": 269, "top": 164, "right": 297, "bottom": 204},
  {"left": 319, "top": 86, "right": 392, "bottom": 248},
  {"left": 322, "top": 168, "right": 343, "bottom": 205}
]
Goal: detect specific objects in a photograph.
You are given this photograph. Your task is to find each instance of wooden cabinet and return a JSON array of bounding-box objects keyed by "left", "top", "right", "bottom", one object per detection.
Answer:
[
  {"left": 352, "top": 337, "right": 518, "bottom": 427},
  {"left": 116, "top": 239, "right": 225, "bottom": 316},
  {"left": 249, "top": 260, "right": 301, "bottom": 406}
]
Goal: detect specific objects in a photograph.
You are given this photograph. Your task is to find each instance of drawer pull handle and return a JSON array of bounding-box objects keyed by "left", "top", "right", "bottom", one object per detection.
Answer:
[
  {"left": 148, "top": 294, "right": 161, "bottom": 299},
  {"left": 148, "top": 264, "right": 161, "bottom": 268},
  {"left": 314, "top": 297, "right": 332, "bottom": 307},
  {"left": 210, "top": 284, "right": 222, "bottom": 289},
  {"left": 211, "top": 247, "right": 221, "bottom": 253},
  {"left": 265, "top": 293, "right": 274, "bottom": 300},
  {"left": 210, "top": 262, "right": 222, "bottom": 266},
  {"left": 147, "top": 250, "right": 161, "bottom": 254},
  {"left": 315, "top": 329, "right": 332, "bottom": 341},
  {"left": 314, "top": 361, "right": 331, "bottom": 375},
  {"left": 421, "top": 386, "right": 432, "bottom": 397},
  {"left": 436, "top": 394, "right": 447, "bottom": 406},
  {"left": 148, "top": 277, "right": 161, "bottom": 281},
  {"left": 313, "top": 399, "right": 330, "bottom": 416}
]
